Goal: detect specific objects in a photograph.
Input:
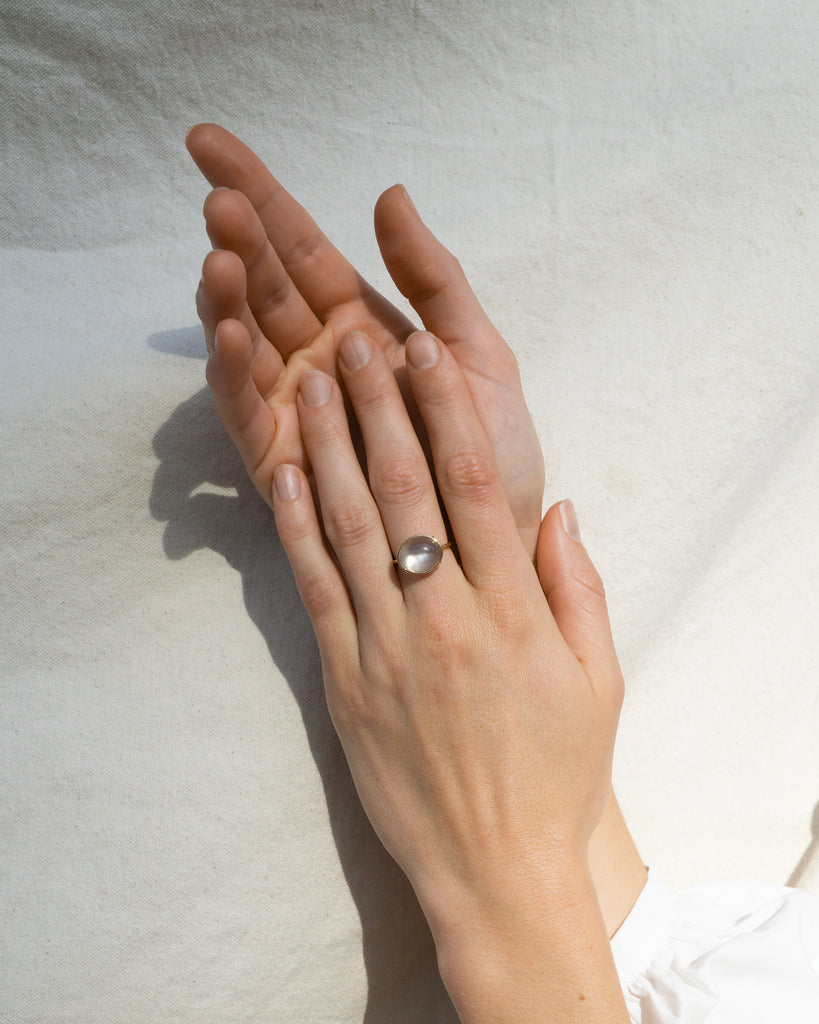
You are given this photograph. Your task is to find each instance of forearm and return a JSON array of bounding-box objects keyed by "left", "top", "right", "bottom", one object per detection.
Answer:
[{"left": 422, "top": 858, "right": 630, "bottom": 1024}]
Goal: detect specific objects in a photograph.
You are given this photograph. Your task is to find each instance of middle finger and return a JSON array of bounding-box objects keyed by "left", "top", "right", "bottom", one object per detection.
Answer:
[
  {"left": 337, "top": 332, "right": 452, "bottom": 582},
  {"left": 296, "top": 344, "right": 451, "bottom": 613}
]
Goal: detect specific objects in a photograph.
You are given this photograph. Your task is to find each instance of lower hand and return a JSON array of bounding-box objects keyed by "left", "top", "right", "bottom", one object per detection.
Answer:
[{"left": 186, "top": 124, "right": 544, "bottom": 557}]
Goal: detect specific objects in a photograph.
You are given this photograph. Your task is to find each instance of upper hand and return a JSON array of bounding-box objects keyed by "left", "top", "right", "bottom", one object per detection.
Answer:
[
  {"left": 272, "top": 327, "right": 626, "bottom": 1019},
  {"left": 270, "top": 329, "right": 625, "bottom": 1020}
]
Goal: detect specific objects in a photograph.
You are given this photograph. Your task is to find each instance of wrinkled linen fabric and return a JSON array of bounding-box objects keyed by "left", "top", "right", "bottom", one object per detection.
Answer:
[
  {"left": 2, "top": 2, "right": 819, "bottom": 1022},
  {"left": 612, "top": 875, "right": 819, "bottom": 1022}
]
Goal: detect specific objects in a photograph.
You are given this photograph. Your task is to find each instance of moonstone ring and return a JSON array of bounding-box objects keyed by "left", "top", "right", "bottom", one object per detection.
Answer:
[{"left": 393, "top": 535, "right": 453, "bottom": 575}]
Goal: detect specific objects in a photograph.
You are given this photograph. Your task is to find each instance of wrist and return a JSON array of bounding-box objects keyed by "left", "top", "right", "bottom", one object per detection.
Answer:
[{"left": 418, "top": 854, "right": 629, "bottom": 1023}]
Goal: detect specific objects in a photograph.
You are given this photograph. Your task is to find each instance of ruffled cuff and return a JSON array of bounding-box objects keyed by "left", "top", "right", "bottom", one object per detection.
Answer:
[{"left": 611, "top": 872, "right": 819, "bottom": 1023}]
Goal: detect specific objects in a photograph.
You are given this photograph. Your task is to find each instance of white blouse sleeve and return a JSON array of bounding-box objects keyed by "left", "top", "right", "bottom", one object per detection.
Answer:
[{"left": 610, "top": 872, "right": 819, "bottom": 1022}]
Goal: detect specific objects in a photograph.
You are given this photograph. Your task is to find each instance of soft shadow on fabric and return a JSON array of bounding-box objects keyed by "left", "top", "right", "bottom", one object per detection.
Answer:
[{"left": 148, "top": 329, "right": 457, "bottom": 1023}]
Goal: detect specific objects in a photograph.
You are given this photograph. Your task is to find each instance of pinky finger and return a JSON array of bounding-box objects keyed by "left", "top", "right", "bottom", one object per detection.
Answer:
[{"left": 272, "top": 463, "right": 358, "bottom": 660}]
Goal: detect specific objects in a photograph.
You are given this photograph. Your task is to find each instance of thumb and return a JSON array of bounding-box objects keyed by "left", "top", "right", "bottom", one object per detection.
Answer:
[
  {"left": 374, "top": 184, "right": 497, "bottom": 347},
  {"left": 537, "top": 501, "right": 622, "bottom": 694}
]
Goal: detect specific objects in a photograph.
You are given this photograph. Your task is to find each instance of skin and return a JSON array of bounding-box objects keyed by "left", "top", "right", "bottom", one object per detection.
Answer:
[
  {"left": 271, "top": 330, "right": 629, "bottom": 1022},
  {"left": 186, "top": 124, "right": 646, "bottom": 1006},
  {"left": 186, "top": 123, "right": 545, "bottom": 558}
]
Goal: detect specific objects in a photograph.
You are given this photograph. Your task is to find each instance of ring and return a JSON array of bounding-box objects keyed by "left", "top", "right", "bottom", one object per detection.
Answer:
[{"left": 393, "top": 535, "right": 453, "bottom": 575}]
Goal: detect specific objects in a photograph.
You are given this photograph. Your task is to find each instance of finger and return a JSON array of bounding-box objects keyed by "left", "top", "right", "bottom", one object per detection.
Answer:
[
  {"left": 375, "top": 185, "right": 545, "bottom": 553},
  {"left": 198, "top": 249, "right": 284, "bottom": 398},
  {"left": 404, "top": 332, "right": 532, "bottom": 591},
  {"left": 375, "top": 185, "right": 511, "bottom": 361},
  {"left": 337, "top": 332, "right": 450, "bottom": 574},
  {"left": 295, "top": 370, "right": 402, "bottom": 618},
  {"left": 271, "top": 463, "right": 359, "bottom": 671},
  {"left": 203, "top": 187, "right": 323, "bottom": 359},
  {"left": 187, "top": 123, "right": 412, "bottom": 341},
  {"left": 207, "top": 318, "right": 304, "bottom": 487},
  {"left": 536, "top": 501, "right": 624, "bottom": 702}
]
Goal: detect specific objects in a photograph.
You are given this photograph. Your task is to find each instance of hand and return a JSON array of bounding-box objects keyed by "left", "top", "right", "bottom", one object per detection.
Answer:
[
  {"left": 185, "top": 124, "right": 544, "bottom": 557},
  {"left": 271, "top": 328, "right": 628, "bottom": 1022}
]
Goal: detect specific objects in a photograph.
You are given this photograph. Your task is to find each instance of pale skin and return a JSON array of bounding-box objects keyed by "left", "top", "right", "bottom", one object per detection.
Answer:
[{"left": 187, "top": 124, "right": 646, "bottom": 1020}]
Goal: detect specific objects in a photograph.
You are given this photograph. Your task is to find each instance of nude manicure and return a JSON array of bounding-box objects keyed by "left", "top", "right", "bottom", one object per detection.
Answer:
[
  {"left": 340, "top": 331, "right": 372, "bottom": 371},
  {"left": 406, "top": 331, "right": 439, "bottom": 370},
  {"left": 274, "top": 464, "right": 300, "bottom": 501},
  {"left": 559, "top": 499, "right": 582, "bottom": 542},
  {"left": 300, "top": 371, "right": 332, "bottom": 407}
]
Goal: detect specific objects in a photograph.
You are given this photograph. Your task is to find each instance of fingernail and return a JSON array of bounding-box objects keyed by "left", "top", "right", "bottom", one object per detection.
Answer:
[
  {"left": 274, "top": 464, "right": 300, "bottom": 501},
  {"left": 339, "top": 331, "right": 372, "bottom": 371},
  {"left": 559, "top": 500, "right": 582, "bottom": 542},
  {"left": 400, "top": 185, "right": 418, "bottom": 213},
  {"left": 211, "top": 320, "right": 225, "bottom": 354},
  {"left": 300, "top": 371, "right": 332, "bottom": 407},
  {"left": 406, "top": 331, "right": 439, "bottom": 370}
]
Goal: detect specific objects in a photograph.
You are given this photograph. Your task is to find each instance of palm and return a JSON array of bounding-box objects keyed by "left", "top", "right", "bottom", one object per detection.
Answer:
[{"left": 187, "top": 124, "right": 544, "bottom": 557}]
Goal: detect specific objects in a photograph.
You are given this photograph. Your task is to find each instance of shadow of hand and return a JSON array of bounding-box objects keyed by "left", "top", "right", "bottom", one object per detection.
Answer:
[{"left": 149, "top": 364, "right": 457, "bottom": 1023}]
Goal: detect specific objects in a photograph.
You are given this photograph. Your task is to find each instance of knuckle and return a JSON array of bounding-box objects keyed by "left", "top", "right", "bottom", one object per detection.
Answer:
[
  {"left": 325, "top": 498, "right": 376, "bottom": 549},
  {"left": 570, "top": 560, "right": 607, "bottom": 607},
  {"left": 253, "top": 271, "right": 290, "bottom": 315},
  {"left": 415, "top": 590, "right": 452, "bottom": 635},
  {"left": 443, "top": 448, "right": 497, "bottom": 498},
  {"left": 487, "top": 586, "right": 537, "bottom": 634},
  {"left": 372, "top": 455, "right": 427, "bottom": 506},
  {"left": 350, "top": 372, "right": 394, "bottom": 414},
  {"left": 325, "top": 674, "right": 369, "bottom": 732},
  {"left": 408, "top": 253, "right": 462, "bottom": 304},
  {"left": 282, "top": 226, "right": 323, "bottom": 270},
  {"left": 416, "top": 597, "right": 470, "bottom": 661},
  {"left": 297, "top": 569, "right": 343, "bottom": 622}
]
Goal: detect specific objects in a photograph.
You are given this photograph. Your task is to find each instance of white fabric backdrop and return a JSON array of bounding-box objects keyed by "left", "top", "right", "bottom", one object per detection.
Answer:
[{"left": 2, "top": 2, "right": 818, "bottom": 1020}]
